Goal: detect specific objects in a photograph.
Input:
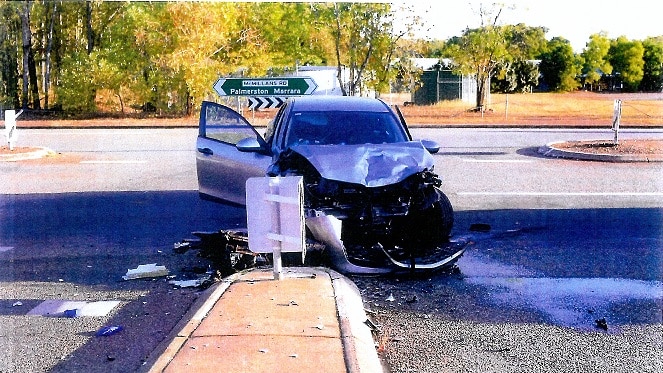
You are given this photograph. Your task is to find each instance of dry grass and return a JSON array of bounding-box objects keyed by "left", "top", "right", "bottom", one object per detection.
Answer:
[
  {"left": 391, "top": 91, "right": 663, "bottom": 127},
  {"left": 16, "top": 91, "right": 663, "bottom": 128}
]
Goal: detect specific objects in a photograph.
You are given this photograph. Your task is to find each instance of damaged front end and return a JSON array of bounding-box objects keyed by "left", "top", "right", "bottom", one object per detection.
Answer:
[{"left": 268, "top": 142, "right": 465, "bottom": 275}]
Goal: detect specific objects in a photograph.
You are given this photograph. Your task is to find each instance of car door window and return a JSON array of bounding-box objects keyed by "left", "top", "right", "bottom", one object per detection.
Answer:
[{"left": 199, "top": 101, "right": 264, "bottom": 145}]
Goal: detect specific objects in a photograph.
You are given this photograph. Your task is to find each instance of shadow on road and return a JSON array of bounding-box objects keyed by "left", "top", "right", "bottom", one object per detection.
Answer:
[{"left": 1, "top": 192, "right": 661, "bottom": 370}]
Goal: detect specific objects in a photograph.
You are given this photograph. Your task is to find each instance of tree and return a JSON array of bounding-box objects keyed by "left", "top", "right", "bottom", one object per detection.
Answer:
[
  {"left": 640, "top": 36, "right": 663, "bottom": 92},
  {"left": 0, "top": 1, "right": 20, "bottom": 108},
  {"left": 444, "top": 4, "right": 511, "bottom": 109},
  {"left": 17, "top": 0, "right": 40, "bottom": 109},
  {"left": 609, "top": 36, "right": 645, "bottom": 92},
  {"left": 491, "top": 24, "right": 548, "bottom": 93},
  {"left": 324, "top": 2, "right": 395, "bottom": 96},
  {"left": 581, "top": 32, "right": 612, "bottom": 90},
  {"left": 539, "top": 37, "right": 582, "bottom": 91}
]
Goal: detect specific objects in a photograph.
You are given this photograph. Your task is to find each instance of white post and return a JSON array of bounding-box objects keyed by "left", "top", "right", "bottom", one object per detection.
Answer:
[
  {"left": 269, "top": 178, "right": 284, "bottom": 280},
  {"left": 4, "top": 110, "right": 18, "bottom": 151},
  {"left": 612, "top": 99, "right": 622, "bottom": 145}
]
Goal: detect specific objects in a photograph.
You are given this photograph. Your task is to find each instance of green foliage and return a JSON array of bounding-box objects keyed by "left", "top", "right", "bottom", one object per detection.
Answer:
[
  {"left": 581, "top": 32, "right": 612, "bottom": 87},
  {"left": 539, "top": 37, "right": 582, "bottom": 92},
  {"left": 3, "top": 1, "right": 660, "bottom": 115},
  {"left": 0, "top": 1, "right": 20, "bottom": 107},
  {"left": 609, "top": 36, "right": 645, "bottom": 91},
  {"left": 640, "top": 36, "right": 663, "bottom": 92}
]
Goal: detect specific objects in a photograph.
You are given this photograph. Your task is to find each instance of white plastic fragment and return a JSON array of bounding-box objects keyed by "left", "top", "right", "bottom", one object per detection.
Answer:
[
  {"left": 386, "top": 293, "right": 395, "bottom": 302},
  {"left": 168, "top": 279, "right": 204, "bottom": 288},
  {"left": 12, "top": 301, "right": 22, "bottom": 307},
  {"left": 123, "top": 263, "right": 169, "bottom": 280}
]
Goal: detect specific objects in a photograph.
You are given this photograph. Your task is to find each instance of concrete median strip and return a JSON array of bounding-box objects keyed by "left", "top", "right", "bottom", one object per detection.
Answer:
[
  {"left": 539, "top": 141, "right": 663, "bottom": 162},
  {"left": 141, "top": 268, "right": 382, "bottom": 373}
]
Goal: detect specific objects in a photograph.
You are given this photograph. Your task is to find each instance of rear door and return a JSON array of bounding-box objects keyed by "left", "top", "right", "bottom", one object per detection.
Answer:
[{"left": 196, "top": 101, "right": 271, "bottom": 205}]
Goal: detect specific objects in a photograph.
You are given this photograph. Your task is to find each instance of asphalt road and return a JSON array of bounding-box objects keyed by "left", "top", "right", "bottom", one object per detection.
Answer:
[{"left": 1, "top": 127, "right": 662, "bottom": 372}]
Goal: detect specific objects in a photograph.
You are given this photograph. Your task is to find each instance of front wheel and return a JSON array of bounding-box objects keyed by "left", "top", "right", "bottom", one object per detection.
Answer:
[{"left": 398, "top": 187, "right": 454, "bottom": 247}]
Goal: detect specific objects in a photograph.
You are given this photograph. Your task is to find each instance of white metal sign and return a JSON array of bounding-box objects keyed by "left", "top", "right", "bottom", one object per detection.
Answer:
[{"left": 246, "top": 176, "right": 305, "bottom": 279}]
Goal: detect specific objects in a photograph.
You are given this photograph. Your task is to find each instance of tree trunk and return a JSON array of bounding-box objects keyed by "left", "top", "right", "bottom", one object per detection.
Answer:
[
  {"left": 44, "top": 2, "right": 57, "bottom": 110},
  {"left": 18, "top": 0, "right": 31, "bottom": 109},
  {"left": 28, "top": 44, "right": 40, "bottom": 109},
  {"left": 85, "top": 1, "right": 94, "bottom": 54},
  {"left": 332, "top": 4, "right": 347, "bottom": 96}
]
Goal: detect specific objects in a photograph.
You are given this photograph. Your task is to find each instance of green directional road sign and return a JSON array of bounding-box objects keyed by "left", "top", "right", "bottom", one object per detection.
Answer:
[{"left": 213, "top": 77, "right": 318, "bottom": 97}]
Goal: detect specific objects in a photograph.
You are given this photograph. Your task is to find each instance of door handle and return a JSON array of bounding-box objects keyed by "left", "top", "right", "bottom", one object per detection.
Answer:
[{"left": 197, "top": 147, "right": 214, "bottom": 155}]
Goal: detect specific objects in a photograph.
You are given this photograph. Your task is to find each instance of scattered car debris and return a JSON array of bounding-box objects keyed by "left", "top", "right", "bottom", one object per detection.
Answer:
[
  {"left": 122, "top": 263, "right": 169, "bottom": 280},
  {"left": 469, "top": 223, "right": 491, "bottom": 232},
  {"left": 96, "top": 325, "right": 123, "bottom": 337},
  {"left": 595, "top": 318, "right": 608, "bottom": 330},
  {"left": 63, "top": 309, "right": 79, "bottom": 318},
  {"left": 405, "top": 295, "right": 418, "bottom": 303},
  {"left": 168, "top": 279, "right": 206, "bottom": 288}
]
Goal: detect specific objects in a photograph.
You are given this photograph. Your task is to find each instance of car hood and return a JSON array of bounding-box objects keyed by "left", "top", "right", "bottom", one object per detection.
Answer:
[{"left": 288, "top": 141, "right": 434, "bottom": 187}]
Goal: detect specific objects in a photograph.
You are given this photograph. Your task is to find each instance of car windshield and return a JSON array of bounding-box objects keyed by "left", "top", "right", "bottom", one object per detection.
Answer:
[{"left": 285, "top": 110, "right": 408, "bottom": 147}]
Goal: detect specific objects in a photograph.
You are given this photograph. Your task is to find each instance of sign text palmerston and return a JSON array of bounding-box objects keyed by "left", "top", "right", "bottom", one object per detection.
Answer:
[{"left": 214, "top": 77, "right": 317, "bottom": 97}]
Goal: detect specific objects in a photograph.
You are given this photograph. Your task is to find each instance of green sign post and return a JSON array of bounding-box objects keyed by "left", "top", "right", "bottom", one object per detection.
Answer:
[{"left": 213, "top": 77, "right": 317, "bottom": 97}]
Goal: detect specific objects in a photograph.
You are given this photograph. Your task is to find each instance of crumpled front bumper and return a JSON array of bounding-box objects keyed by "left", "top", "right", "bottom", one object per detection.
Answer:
[{"left": 306, "top": 214, "right": 468, "bottom": 275}]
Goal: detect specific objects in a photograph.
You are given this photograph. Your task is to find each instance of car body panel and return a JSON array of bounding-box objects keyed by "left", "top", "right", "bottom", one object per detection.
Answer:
[
  {"left": 196, "top": 101, "right": 270, "bottom": 204},
  {"left": 287, "top": 142, "right": 434, "bottom": 187}
]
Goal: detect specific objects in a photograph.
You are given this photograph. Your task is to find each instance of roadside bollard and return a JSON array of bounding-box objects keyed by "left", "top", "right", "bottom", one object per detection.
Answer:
[{"left": 4, "top": 109, "right": 22, "bottom": 151}]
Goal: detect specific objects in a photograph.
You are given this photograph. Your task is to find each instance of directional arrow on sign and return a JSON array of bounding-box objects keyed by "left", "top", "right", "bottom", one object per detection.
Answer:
[
  {"left": 247, "top": 97, "right": 286, "bottom": 110},
  {"left": 213, "top": 77, "right": 317, "bottom": 97}
]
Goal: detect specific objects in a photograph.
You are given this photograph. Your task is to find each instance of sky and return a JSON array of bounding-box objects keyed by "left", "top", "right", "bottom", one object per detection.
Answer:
[{"left": 394, "top": 0, "right": 663, "bottom": 52}]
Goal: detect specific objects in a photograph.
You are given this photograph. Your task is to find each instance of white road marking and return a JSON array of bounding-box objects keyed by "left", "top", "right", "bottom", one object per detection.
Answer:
[
  {"left": 0, "top": 246, "right": 14, "bottom": 253},
  {"left": 458, "top": 192, "right": 663, "bottom": 197},
  {"left": 80, "top": 160, "right": 147, "bottom": 164},
  {"left": 462, "top": 159, "right": 535, "bottom": 163},
  {"left": 27, "top": 300, "right": 121, "bottom": 317}
]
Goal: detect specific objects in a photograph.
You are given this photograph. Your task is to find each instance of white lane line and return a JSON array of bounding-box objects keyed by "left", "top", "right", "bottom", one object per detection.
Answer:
[
  {"left": 0, "top": 246, "right": 14, "bottom": 253},
  {"left": 80, "top": 160, "right": 147, "bottom": 164},
  {"left": 462, "top": 159, "right": 535, "bottom": 163},
  {"left": 458, "top": 192, "right": 663, "bottom": 197}
]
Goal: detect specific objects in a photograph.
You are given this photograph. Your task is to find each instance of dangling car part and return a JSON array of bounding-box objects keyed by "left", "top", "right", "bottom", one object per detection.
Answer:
[{"left": 196, "top": 96, "right": 463, "bottom": 274}]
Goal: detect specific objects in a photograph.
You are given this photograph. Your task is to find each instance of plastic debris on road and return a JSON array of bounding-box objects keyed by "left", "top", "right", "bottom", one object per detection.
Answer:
[
  {"left": 63, "top": 309, "right": 80, "bottom": 318},
  {"left": 168, "top": 279, "right": 205, "bottom": 288},
  {"left": 96, "top": 325, "right": 123, "bottom": 337},
  {"left": 122, "top": 263, "right": 169, "bottom": 280}
]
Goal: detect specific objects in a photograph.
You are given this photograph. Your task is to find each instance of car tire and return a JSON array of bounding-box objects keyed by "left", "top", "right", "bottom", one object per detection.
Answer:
[{"left": 401, "top": 187, "right": 454, "bottom": 246}]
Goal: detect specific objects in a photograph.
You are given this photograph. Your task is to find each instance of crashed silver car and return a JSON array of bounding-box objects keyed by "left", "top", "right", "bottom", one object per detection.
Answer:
[{"left": 196, "top": 96, "right": 464, "bottom": 274}]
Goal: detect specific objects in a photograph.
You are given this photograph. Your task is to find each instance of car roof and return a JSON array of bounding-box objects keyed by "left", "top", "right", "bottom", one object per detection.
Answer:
[{"left": 287, "top": 96, "right": 392, "bottom": 113}]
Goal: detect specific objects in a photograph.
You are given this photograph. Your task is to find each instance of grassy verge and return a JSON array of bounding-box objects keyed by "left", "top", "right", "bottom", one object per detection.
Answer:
[{"left": 14, "top": 91, "right": 663, "bottom": 128}]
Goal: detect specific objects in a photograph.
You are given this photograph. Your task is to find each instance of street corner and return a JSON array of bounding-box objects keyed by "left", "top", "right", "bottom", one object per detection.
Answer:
[
  {"left": 0, "top": 146, "right": 55, "bottom": 162},
  {"left": 538, "top": 139, "right": 663, "bottom": 162}
]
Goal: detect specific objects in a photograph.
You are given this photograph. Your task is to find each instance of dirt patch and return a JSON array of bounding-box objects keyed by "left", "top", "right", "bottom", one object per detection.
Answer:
[
  {"left": 551, "top": 139, "right": 663, "bottom": 155},
  {"left": 0, "top": 146, "right": 43, "bottom": 155}
]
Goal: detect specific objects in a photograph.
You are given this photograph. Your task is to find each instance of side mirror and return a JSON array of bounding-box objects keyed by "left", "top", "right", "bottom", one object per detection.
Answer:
[
  {"left": 236, "top": 137, "right": 265, "bottom": 153},
  {"left": 421, "top": 139, "right": 440, "bottom": 154}
]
